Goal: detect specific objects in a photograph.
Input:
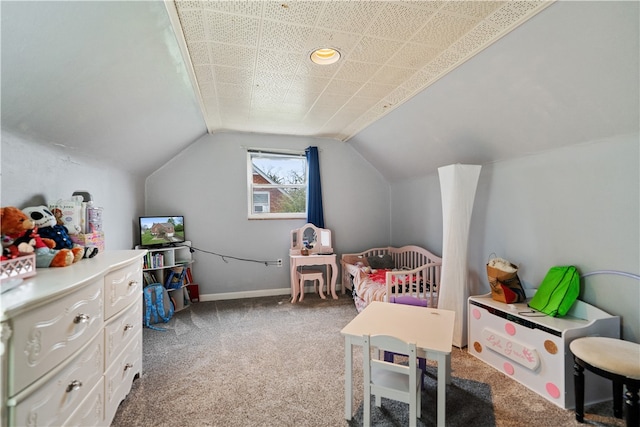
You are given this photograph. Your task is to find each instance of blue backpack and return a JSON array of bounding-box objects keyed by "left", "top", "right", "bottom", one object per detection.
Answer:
[{"left": 143, "top": 283, "right": 174, "bottom": 331}]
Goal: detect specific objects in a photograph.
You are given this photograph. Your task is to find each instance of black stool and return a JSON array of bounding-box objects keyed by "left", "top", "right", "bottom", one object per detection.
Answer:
[{"left": 570, "top": 337, "right": 640, "bottom": 427}]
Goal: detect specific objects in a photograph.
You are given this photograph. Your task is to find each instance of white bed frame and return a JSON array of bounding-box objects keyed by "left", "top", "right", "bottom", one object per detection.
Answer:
[{"left": 341, "top": 245, "right": 442, "bottom": 308}]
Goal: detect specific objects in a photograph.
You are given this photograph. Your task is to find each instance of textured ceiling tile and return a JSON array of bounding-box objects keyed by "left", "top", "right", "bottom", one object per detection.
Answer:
[
  {"left": 333, "top": 60, "right": 380, "bottom": 83},
  {"left": 342, "top": 96, "right": 379, "bottom": 113},
  {"left": 262, "top": 0, "right": 324, "bottom": 26},
  {"left": 312, "top": 92, "right": 353, "bottom": 110},
  {"left": 304, "top": 28, "right": 361, "bottom": 57},
  {"left": 254, "top": 71, "right": 293, "bottom": 91},
  {"left": 441, "top": 1, "right": 505, "bottom": 19},
  {"left": 208, "top": 42, "right": 256, "bottom": 68},
  {"left": 197, "top": 81, "right": 217, "bottom": 99},
  {"left": 256, "top": 49, "right": 303, "bottom": 75},
  {"left": 357, "top": 82, "right": 396, "bottom": 99},
  {"left": 260, "top": 20, "right": 315, "bottom": 53},
  {"left": 200, "top": 0, "right": 263, "bottom": 17},
  {"left": 194, "top": 65, "right": 214, "bottom": 83},
  {"left": 487, "top": 1, "right": 544, "bottom": 28},
  {"left": 401, "top": 68, "right": 434, "bottom": 93},
  {"left": 366, "top": 2, "right": 437, "bottom": 42},
  {"left": 177, "top": 9, "right": 206, "bottom": 43},
  {"left": 288, "top": 75, "right": 331, "bottom": 94},
  {"left": 316, "top": 1, "right": 385, "bottom": 34},
  {"left": 251, "top": 89, "right": 286, "bottom": 105},
  {"left": 204, "top": 10, "right": 260, "bottom": 45},
  {"left": 214, "top": 65, "right": 253, "bottom": 85},
  {"left": 451, "top": 21, "right": 502, "bottom": 57},
  {"left": 174, "top": 0, "right": 203, "bottom": 13},
  {"left": 296, "top": 59, "right": 342, "bottom": 78},
  {"left": 370, "top": 65, "right": 418, "bottom": 86},
  {"left": 390, "top": 42, "right": 443, "bottom": 69},
  {"left": 348, "top": 36, "right": 406, "bottom": 64},
  {"left": 411, "top": 11, "right": 480, "bottom": 47},
  {"left": 323, "top": 79, "right": 364, "bottom": 97},
  {"left": 216, "top": 82, "right": 251, "bottom": 99},
  {"left": 187, "top": 42, "right": 211, "bottom": 65}
]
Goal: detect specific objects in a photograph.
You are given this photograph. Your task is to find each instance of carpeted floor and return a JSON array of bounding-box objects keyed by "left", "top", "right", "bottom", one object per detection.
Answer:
[{"left": 111, "top": 294, "right": 624, "bottom": 426}]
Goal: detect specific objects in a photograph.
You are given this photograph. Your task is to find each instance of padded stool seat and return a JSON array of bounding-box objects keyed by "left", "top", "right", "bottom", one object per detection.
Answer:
[
  {"left": 570, "top": 337, "right": 640, "bottom": 427},
  {"left": 296, "top": 269, "right": 325, "bottom": 302}
]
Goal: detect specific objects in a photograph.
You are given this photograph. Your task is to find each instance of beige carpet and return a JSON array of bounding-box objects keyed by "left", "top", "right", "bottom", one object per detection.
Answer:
[{"left": 111, "top": 294, "right": 624, "bottom": 426}]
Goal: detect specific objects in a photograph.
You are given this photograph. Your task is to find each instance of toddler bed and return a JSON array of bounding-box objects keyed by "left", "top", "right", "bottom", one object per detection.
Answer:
[{"left": 341, "top": 245, "right": 442, "bottom": 312}]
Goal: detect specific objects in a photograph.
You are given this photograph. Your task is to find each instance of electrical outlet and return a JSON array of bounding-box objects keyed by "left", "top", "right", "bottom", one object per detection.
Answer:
[{"left": 277, "top": 259, "right": 283, "bottom": 267}]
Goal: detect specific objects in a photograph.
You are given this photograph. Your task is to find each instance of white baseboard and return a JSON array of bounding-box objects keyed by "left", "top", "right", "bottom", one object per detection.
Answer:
[{"left": 200, "top": 284, "right": 346, "bottom": 302}]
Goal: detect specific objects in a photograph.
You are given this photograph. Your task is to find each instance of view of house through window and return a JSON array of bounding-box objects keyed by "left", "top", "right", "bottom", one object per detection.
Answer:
[{"left": 247, "top": 149, "right": 307, "bottom": 219}]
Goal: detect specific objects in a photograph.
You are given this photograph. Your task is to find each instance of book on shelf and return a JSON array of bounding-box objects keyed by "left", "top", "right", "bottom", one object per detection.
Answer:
[{"left": 143, "top": 271, "right": 159, "bottom": 286}]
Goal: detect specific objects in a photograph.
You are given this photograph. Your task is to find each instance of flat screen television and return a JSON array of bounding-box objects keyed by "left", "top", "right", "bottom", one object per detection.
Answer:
[{"left": 139, "top": 216, "right": 185, "bottom": 247}]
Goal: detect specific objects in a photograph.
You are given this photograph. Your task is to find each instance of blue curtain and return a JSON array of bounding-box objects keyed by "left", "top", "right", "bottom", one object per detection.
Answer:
[{"left": 306, "top": 146, "right": 324, "bottom": 228}]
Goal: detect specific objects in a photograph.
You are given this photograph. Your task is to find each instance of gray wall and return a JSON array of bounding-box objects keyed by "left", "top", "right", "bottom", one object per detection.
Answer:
[
  {"left": 1, "top": 130, "right": 146, "bottom": 250},
  {"left": 144, "top": 131, "right": 390, "bottom": 297},
  {"left": 390, "top": 134, "right": 640, "bottom": 342}
]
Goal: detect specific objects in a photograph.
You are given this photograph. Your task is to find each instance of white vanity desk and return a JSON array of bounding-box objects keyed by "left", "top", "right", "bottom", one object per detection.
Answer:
[
  {"left": 0, "top": 250, "right": 146, "bottom": 427},
  {"left": 289, "top": 223, "right": 338, "bottom": 301}
]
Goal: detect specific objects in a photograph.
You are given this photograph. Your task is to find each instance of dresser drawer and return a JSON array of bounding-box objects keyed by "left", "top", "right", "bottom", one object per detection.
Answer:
[
  {"left": 104, "top": 334, "right": 142, "bottom": 423},
  {"left": 105, "top": 298, "right": 141, "bottom": 369},
  {"left": 65, "top": 377, "right": 106, "bottom": 427},
  {"left": 104, "top": 260, "right": 143, "bottom": 320},
  {"left": 10, "top": 330, "right": 104, "bottom": 427},
  {"left": 9, "top": 279, "right": 103, "bottom": 396}
]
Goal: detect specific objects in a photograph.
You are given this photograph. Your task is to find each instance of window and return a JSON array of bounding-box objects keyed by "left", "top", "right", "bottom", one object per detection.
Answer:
[{"left": 247, "top": 149, "right": 307, "bottom": 219}]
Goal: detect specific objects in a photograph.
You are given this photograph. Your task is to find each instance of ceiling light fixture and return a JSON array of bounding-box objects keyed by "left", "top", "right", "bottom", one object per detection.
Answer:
[{"left": 310, "top": 48, "right": 341, "bottom": 65}]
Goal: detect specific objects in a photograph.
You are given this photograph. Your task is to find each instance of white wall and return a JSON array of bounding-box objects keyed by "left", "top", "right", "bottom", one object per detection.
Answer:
[
  {"left": 1, "top": 130, "right": 146, "bottom": 250},
  {"left": 391, "top": 134, "right": 640, "bottom": 342},
  {"left": 144, "top": 131, "right": 389, "bottom": 297}
]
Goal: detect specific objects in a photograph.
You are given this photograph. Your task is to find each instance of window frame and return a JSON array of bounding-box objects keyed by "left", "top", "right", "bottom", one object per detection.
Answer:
[{"left": 246, "top": 149, "right": 307, "bottom": 220}]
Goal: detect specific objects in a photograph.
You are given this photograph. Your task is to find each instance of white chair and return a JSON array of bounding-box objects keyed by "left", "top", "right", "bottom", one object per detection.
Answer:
[
  {"left": 363, "top": 334, "right": 422, "bottom": 427},
  {"left": 296, "top": 269, "right": 325, "bottom": 301}
]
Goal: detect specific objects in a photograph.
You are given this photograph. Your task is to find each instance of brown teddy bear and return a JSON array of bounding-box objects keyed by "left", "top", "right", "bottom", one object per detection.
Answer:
[{"left": 1, "top": 206, "right": 74, "bottom": 267}]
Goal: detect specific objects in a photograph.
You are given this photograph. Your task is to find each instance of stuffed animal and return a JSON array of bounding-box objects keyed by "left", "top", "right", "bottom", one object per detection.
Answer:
[
  {"left": 22, "top": 206, "right": 88, "bottom": 262},
  {"left": 0, "top": 206, "right": 74, "bottom": 267}
]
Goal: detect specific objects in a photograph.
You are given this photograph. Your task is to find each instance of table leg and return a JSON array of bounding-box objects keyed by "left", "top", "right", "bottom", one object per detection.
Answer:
[
  {"left": 436, "top": 352, "right": 447, "bottom": 427},
  {"left": 344, "top": 337, "right": 353, "bottom": 420},
  {"left": 290, "top": 262, "right": 299, "bottom": 303},
  {"left": 330, "top": 259, "right": 338, "bottom": 299}
]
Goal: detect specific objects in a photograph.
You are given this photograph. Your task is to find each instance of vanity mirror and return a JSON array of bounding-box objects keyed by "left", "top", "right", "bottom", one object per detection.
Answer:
[{"left": 289, "top": 223, "right": 333, "bottom": 255}]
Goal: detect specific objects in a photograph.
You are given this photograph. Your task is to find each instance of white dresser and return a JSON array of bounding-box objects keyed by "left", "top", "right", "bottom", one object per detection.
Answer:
[
  {"left": 468, "top": 293, "right": 620, "bottom": 409},
  {"left": 0, "top": 250, "right": 146, "bottom": 427}
]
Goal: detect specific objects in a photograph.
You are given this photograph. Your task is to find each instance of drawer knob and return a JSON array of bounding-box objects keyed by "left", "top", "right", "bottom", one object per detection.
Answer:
[
  {"left": 124, "top": 363, "right": 134, "bottom": 371},
  {"left": 128, "top": 280, "right": 137, "bottom": 287},
  {"left": 74, "top": 313, "right": 90, "bottom": 324},
  {"left": 66, "top": 380, "right": 83, "bottom": 392},
  {"left": 124, "top": 324, "right": 134, "bottom": 331}
]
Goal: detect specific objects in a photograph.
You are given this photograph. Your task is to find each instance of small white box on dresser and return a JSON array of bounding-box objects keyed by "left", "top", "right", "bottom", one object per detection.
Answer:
[{"left": 468, "top": 293, "right": 620, "bottom": 409}]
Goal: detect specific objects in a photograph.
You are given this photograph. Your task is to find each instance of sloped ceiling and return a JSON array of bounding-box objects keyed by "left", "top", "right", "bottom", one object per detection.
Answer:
[
  {"left": 168, "top": 0, "right": 553, "bottom": 140},
  {"left": 1, "top": 1, "right": 638, "bottom": 181}
]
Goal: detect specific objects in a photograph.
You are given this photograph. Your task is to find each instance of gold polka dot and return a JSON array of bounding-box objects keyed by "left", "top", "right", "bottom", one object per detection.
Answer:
[
  {"left": 474, "top": 342, "right": 483, "bottom": 353},
  {"left": 544, "top": 340, "right": 558, "bottom": 354}
]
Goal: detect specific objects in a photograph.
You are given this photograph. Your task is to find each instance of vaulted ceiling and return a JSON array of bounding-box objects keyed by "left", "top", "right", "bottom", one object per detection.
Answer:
[
  {"left": 1, "top": 1, "right": 638, "bottom": 180},
  {"left": 167, "top": 0, "right": 552, "bottom": 140}
]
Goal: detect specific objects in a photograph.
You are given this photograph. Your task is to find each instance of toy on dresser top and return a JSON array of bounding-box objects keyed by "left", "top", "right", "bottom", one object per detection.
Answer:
[
  {"left": 23, "top": 205, "right": 98, "bottom": 260},
  {"left": 1, "top": 206, "right": 74, "bottom": 267}
]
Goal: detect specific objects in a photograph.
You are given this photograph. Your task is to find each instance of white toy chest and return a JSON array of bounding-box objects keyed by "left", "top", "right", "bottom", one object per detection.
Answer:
[{"left": 468, "top": 293, "right": 620, "bottom": 409}]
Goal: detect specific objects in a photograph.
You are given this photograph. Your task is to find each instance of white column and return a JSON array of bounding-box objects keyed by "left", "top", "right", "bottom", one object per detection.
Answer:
[{"left": 438, "top": 164, "right": 481, "bottom": 348}]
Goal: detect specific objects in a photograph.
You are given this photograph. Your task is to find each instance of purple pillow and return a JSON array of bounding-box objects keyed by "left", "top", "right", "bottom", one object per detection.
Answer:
[{"left": 389, "top": 295, "right": 428, "bottom": 307}]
